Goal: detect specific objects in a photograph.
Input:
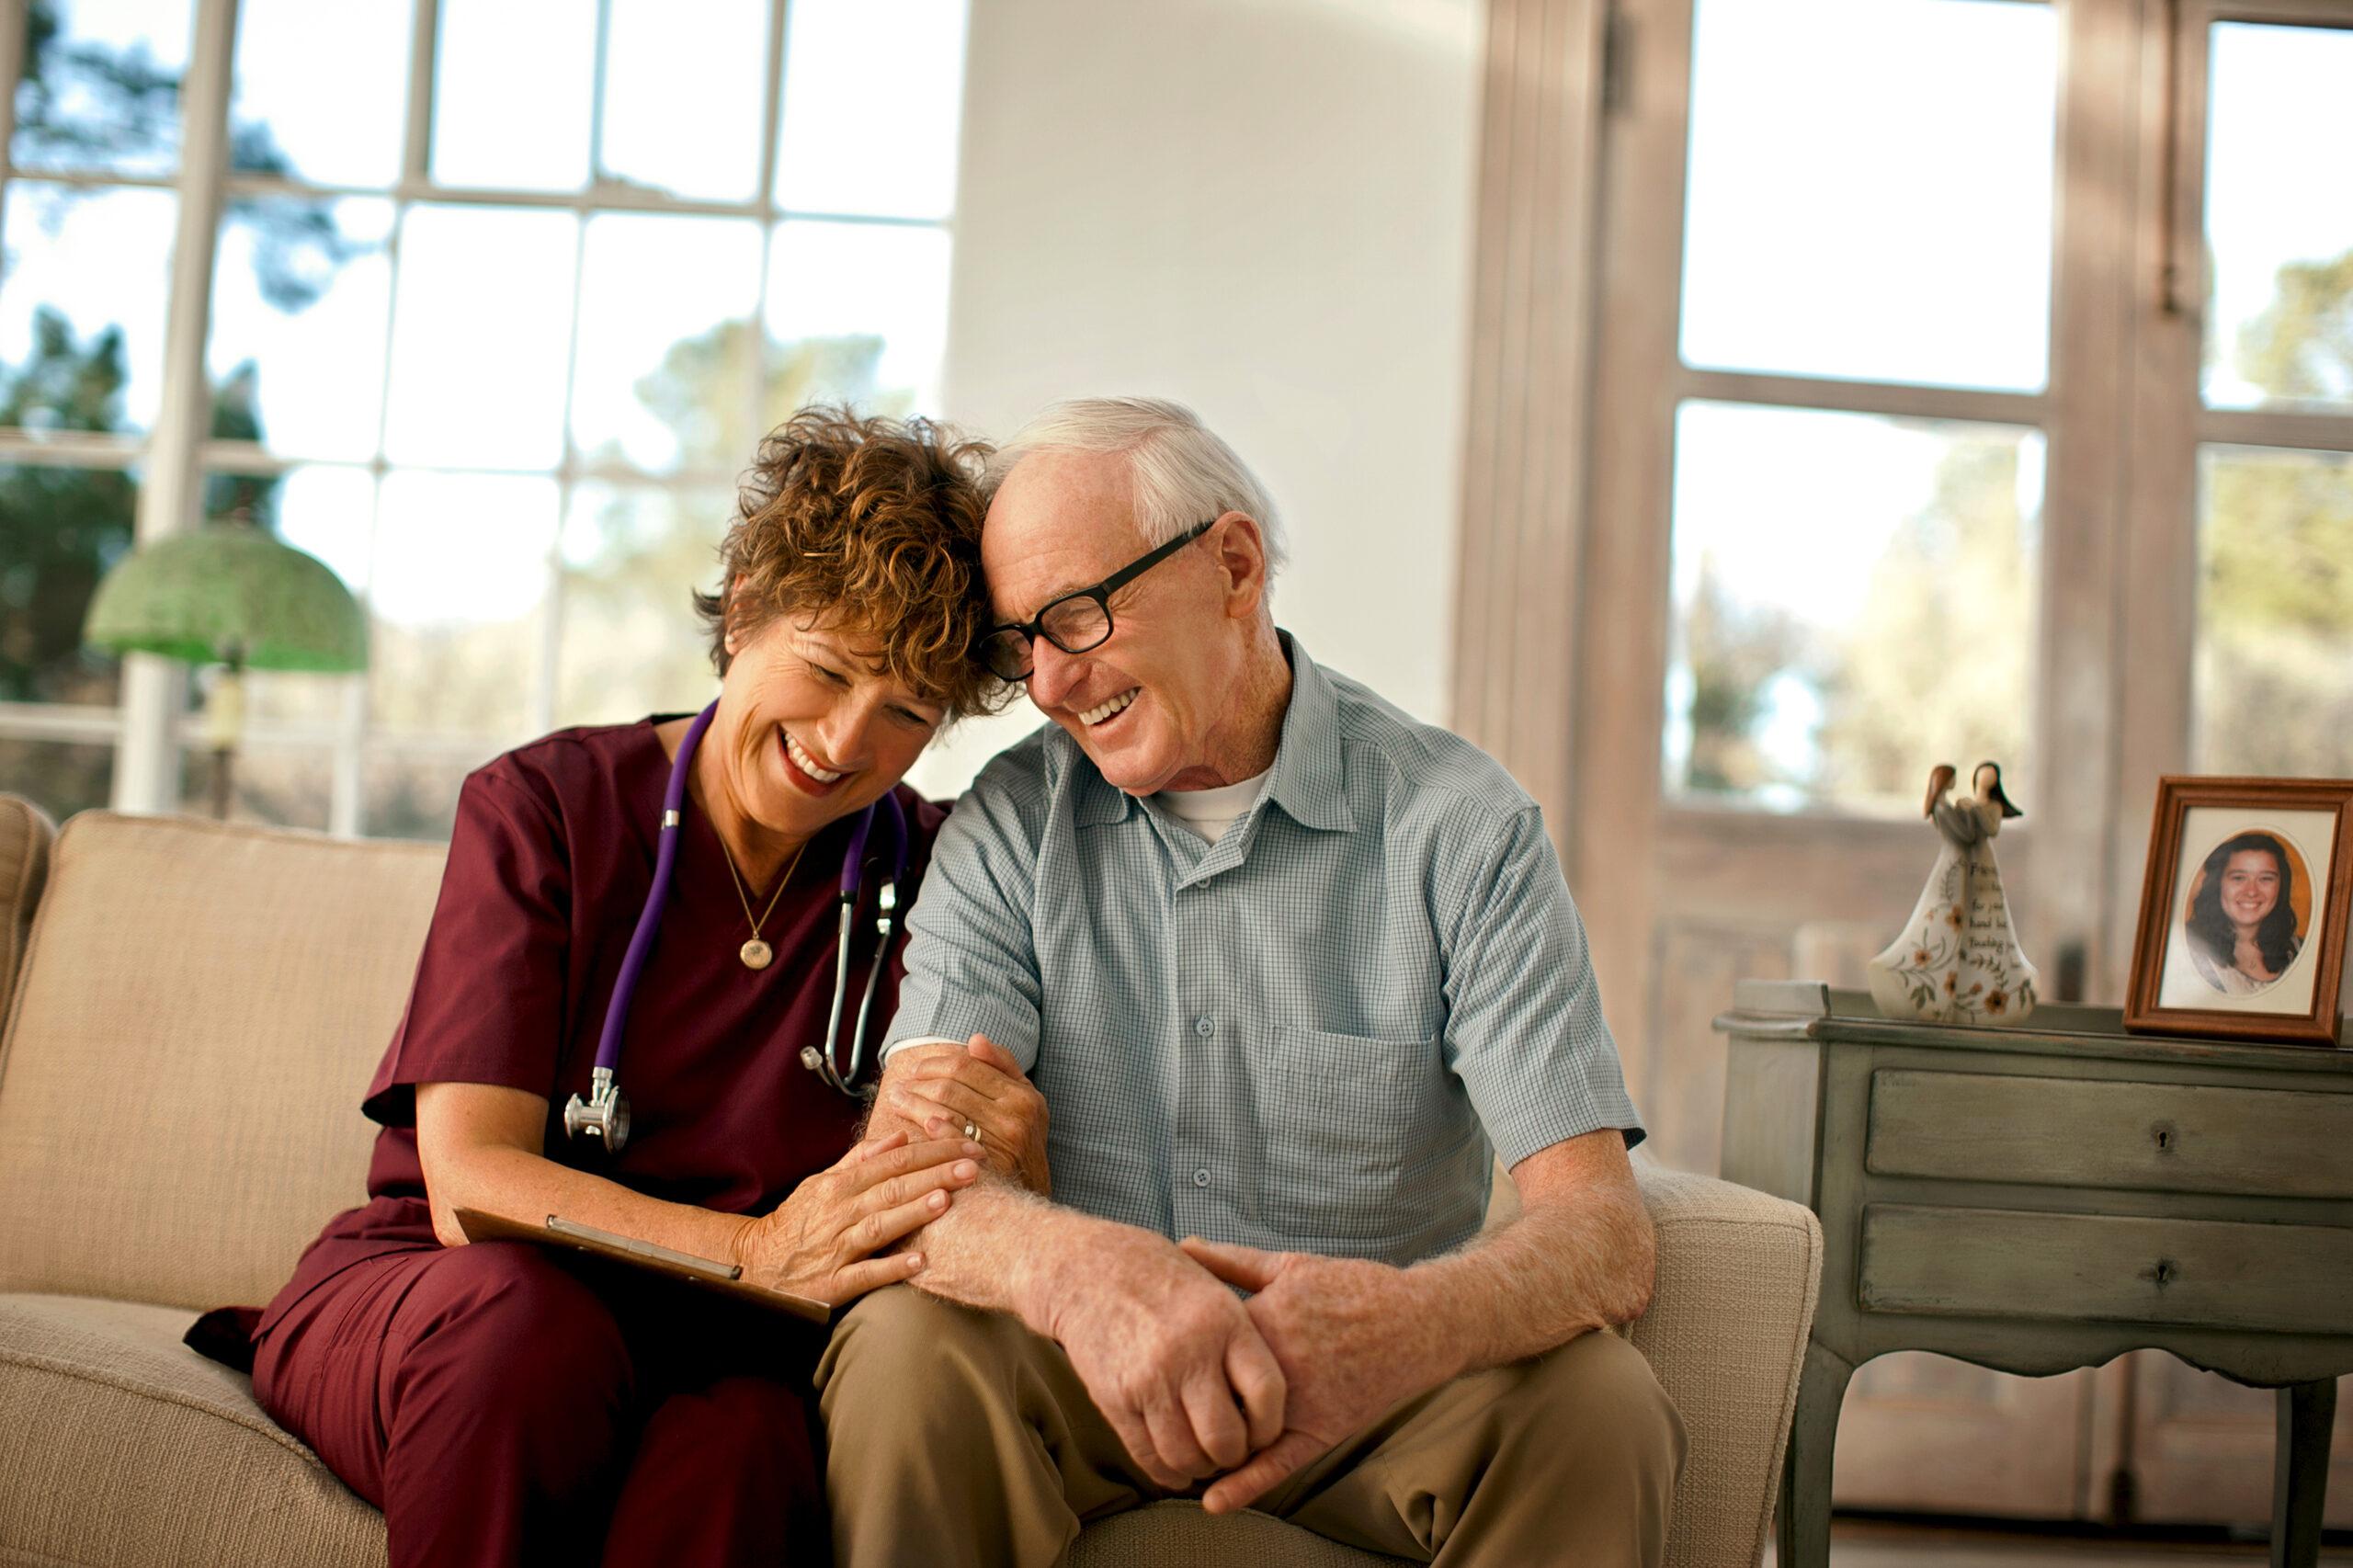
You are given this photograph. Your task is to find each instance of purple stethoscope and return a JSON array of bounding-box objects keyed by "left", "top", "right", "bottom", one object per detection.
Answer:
[{"left": 562, "top": 699, "right": 908, "bottom": 1154}]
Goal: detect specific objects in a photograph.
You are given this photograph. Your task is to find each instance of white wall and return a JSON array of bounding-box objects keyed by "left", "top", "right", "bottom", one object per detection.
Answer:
[{"left": 906, "top": 0, "right": 1487, "bottom": 800}]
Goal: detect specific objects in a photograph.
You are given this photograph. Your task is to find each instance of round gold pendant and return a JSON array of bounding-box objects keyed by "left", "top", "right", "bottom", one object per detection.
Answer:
[{"left": 740, "top": 939, "right": 773, "bottom": 971}]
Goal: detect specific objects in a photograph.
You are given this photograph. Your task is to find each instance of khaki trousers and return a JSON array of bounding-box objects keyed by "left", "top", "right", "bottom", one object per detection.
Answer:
[{"left": 815, "top": 1286, "right": 1687, "bottom": 1568}]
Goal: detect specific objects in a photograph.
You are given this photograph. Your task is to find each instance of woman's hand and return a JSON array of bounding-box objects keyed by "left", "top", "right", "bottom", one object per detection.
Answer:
[
  {"left": 881, "top": 1034, "right": 1051, "bottom": 1197},
  {"left": 730, "top": 1130, "right": 983, "bottom": 1306}
]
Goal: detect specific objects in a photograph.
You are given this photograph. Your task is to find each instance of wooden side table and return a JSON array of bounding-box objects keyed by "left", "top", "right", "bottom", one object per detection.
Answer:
[{"left": 1717, "top": 982, "right": 2353, "bottom": 1568}]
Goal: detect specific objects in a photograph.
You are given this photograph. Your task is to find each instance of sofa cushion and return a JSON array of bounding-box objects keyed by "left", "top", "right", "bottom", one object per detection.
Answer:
[
  {"left": 0, "top": 812, "right": 443, "bottom": 1308},
  {"left": 0, "top": 795, "right": 55, "bottom": 1031},
  {"left": 0, "top": 1292, "right": 385, "bottom": 1568}
]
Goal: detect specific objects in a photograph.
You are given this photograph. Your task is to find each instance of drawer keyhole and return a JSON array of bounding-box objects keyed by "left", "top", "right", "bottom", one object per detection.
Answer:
[
  {"left": 2152, "top": 1122, "right": 2177, "bottom": 1154},
  {"left": 2149, "top": 1258, "right": 2178, "bottom": 1290}
]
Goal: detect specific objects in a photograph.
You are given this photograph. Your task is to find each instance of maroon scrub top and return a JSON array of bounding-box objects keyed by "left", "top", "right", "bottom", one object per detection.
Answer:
[{"left": 253, "top": 717, "right": 946, "bottom": 1340}]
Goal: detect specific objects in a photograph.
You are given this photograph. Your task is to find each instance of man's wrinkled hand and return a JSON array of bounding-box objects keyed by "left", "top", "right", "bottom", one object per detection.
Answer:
[
  {"left": 1178, "top": 1238, "right": 1461, "bottom": 1515},
  {"left": 1041, "top": 1228, "right": 1288, "bottom": 1493}
]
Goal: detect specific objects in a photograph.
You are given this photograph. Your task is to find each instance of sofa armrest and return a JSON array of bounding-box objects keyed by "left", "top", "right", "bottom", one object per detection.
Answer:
[
  {"left": 1628, "top": 1159, "right": 1823, "bottom": 1568},
  {"left": 0, "top": 794, "right": 55, "bottom": 1038}
]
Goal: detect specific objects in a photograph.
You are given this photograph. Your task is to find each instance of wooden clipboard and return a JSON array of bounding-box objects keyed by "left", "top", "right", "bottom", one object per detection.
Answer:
[{"left": 452, "top": 1208, "right": 830, "bottom": 1323}]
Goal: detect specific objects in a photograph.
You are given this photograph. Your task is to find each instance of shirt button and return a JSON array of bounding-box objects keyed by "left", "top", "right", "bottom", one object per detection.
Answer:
[
  {"left": 1192, "top": 1168, "right": 1211, "bottom": 1187},
  {"left": 1194, "top": 1017, "right": 1215, "bottom": 1038}
]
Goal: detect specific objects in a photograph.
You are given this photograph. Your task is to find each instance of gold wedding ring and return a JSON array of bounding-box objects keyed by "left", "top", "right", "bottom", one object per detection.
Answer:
[{"left": 962, "top": 1120, "right": 980, "bottom": 1141}]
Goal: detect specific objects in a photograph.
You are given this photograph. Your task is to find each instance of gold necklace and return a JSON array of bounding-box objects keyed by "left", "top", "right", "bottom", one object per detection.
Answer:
[{"left": 720, "top": 834, "right": 808, "bottom": 971}]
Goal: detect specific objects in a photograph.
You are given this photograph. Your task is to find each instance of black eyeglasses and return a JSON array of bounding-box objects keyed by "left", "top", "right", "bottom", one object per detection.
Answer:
[{"left": 976, "top": 519, "right": 1214, "bottom": 681}]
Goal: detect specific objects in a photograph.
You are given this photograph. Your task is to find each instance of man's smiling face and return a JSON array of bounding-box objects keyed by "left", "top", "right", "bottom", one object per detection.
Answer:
[{"left": 982, "top": 449, "right": 1252, "bottom": 795}]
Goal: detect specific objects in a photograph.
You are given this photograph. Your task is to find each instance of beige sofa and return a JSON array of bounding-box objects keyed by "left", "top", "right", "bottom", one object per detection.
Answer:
[{"left": 0, "top": 801, "right": 1824, "bottom": 1567}]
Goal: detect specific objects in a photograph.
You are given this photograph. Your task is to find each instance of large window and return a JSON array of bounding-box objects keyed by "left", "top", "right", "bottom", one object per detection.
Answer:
[
  {"left": 1655, "top": 0, "right": 2353, "bottom": 819},
  {"left": 2189, "top": 19, "right": 2353, "bottom": 778},
  {"left": 0, "top": 0, "right": 970, "bottom": 837},
  {"left": 1662, "top": 0, "right": 2055, "bottom": 817}
]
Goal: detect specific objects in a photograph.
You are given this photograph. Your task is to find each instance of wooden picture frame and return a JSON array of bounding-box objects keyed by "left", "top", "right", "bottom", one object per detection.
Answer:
[{"left": 2123, "top": 776, "right": 2353, "bottom": 1046}]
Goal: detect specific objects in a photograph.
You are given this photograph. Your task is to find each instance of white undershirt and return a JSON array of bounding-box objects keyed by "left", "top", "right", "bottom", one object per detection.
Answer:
[{"left": 1155, "top": 768, "right": 1271, "bottom": 845}]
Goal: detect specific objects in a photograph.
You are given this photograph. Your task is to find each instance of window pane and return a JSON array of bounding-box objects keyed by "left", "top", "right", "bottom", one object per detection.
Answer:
[
  {"left": 236, "top": 666, "right": 351, "bottom": 729},
  {"left": 1665, "top": 402, "right": 2041, "bottom": 813},
  {"left": 765, "top": 221, "right": 951, "bottom": 417},
  {"left": 599, "top": 0, "right": 766, "bottom": 203},
  {"left": 369, "top": 470, "right": 556, "bottom": 736},
  {"left": 232, "top": 0, "right": 412, "bottom": 187},
  {"left": 382, "top": 206, "right": 577, "bottom": 469},
  {"left": 1680, "top": 0, "right": 2055, "bottom": 392},
  {"left": 208, "top": 197, "right": 393, "bottom": 461},
  {"left": 571, "top": 215, "right": 763, "bottom": 476},
  {"left": 0, "top": 461, "right": 139, "bottom": 705},
  {"left": 0, "top": 737, "right": 113, "bottom": 821},
  {"left": 431, "top": 0, "right": 594, "bottom": 191},
  {"left": 0, "top": 183, "right": 176, "bottom": 433},
  {"left": 554, "top": 484, "right": 726, "bottom": 729},
  {"left": 2193, "top": 445, "right": 2353, "bottom": 777},
  {"left": 363, "top": 747, "right": 480, "bottom": 840},
  {"left": 12, "top": 0, "right": 193, "bottom": 177},
  {"left": 268, "top": 460, "right": 375, "bottom": 586},
  {"left": 215, "top": 463, "right": 372, "bottom": 726},
  {"left": 178, "top": 741, "right": 333, "bottom": 829},
  {"left": 2202, "top": 24, "right": 2353, "bottom": 413},
  {"left": 777, "top": 0, "right": 969, "bottom": 221}
]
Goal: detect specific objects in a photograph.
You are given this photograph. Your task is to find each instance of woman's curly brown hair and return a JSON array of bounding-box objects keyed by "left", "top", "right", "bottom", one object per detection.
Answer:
[{"left": 694, "top": 407, "right": 1013, "bottom": 719}]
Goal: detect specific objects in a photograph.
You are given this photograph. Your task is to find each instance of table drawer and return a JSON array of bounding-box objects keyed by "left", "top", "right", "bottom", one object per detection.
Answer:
[
  {"left": 1858, "top": 1203, "right": 2353, "bottom": 1335},
  {"left": 1865, "top": 1070, "right": 2353, "bottom": 1199}
]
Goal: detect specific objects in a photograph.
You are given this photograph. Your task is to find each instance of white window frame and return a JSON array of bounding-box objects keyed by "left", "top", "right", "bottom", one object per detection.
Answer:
[{"left": 0, "top": 0, "right": 963, "bottom": 835}]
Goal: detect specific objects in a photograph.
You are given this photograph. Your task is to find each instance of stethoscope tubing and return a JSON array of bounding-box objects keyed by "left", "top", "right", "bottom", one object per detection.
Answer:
[
  {"left": 811, "top": 790, "right": 906, "bottom": 1096},
  {"left": 569, "top": 702, "right": 907, "bottom": 1153},
  {"left": 590, "top": 702, "right": 715, "bottom": 1078}
]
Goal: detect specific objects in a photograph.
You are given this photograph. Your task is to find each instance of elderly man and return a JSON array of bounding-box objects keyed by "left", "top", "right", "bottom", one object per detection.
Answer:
[{"left": 819, "top": 398, "right": 1683, "bottom": 1567}]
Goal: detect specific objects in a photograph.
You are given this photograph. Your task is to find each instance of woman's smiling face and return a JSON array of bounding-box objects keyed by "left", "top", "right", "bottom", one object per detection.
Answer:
[
  {"left": 2219, "top": 846, "right": 2283, "bottom": 930},
  {"left": 713, "top": 612, "right": 944, "bottom": 843}
]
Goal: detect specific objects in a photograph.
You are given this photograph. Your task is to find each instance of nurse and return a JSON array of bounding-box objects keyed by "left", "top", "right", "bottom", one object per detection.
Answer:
[{"left": 200, "top": 409, "right": 1042, "bottom": 1567}]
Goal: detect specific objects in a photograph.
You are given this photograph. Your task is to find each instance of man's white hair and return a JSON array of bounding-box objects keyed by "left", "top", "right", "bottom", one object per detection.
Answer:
[{"left": 984, "top": 397, "right": 1288, "bottom": 576}]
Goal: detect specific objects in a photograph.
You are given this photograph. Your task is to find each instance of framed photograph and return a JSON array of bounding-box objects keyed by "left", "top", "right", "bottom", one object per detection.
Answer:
[{"left": 2124, "top": 776, "right": 2353, "bottom": 1046}]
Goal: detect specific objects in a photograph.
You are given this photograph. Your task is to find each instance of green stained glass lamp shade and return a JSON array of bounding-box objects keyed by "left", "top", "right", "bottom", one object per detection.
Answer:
[{"left": 84, "top": 522, "right": 366, "bottom": 672}]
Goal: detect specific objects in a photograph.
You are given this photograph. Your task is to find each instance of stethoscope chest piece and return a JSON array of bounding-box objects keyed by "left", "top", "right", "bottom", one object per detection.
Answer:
[{"left": 563, "top": 1064, "right": 631, "bottom": 1153}]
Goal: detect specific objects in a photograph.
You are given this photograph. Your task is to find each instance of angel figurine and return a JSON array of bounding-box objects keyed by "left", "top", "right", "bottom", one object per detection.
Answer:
[{"left": 1866, "top": 761, "right": 2040, "bottom": 1025}]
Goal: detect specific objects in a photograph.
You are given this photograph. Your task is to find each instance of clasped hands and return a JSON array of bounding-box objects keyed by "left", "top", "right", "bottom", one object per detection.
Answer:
[{"left": 1042, "top": 1224, "right": 1461, "bottom": 1513}]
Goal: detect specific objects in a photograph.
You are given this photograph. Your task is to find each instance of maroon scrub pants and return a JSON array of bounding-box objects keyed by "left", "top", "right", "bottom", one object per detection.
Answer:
[{"left": 252, "top": 1232, "right": 829, "bottom": 1568}]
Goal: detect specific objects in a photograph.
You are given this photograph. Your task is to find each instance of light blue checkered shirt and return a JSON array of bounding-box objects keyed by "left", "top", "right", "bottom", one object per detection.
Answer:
[{"left": 885, "top": 634, "right": 1643, "bottom": 1265}]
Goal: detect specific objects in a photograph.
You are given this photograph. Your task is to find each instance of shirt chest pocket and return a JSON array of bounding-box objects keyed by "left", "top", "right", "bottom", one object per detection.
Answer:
[{"left": 1248, "top": 1026, "right": 1451, "bottom": 1244}]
